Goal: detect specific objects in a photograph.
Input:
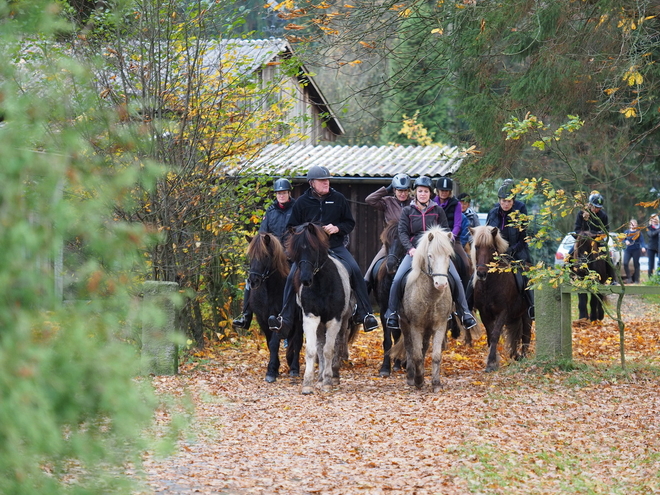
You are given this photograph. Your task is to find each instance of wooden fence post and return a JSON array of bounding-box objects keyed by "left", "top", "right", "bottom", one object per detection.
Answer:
[
  {"left": 535, "top": 286, "right": 573, "bottom": 362},
  {"left": 142, "top": 281, "right": 180, "bottom": 375}
]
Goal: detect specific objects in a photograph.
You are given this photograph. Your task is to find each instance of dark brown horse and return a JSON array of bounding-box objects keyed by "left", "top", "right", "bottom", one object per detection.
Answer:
[
  {"left": 246, "top": 233, "right": 302, "bottom": 382},
  {"left": 372, "top": 220, "right": 406, "bottom": 377},
  {"left": 568, "top": 232, "right": 609, "bottom": 321},
  {"left": 470, "top": 226, "right": 532, "bottom": 372}
]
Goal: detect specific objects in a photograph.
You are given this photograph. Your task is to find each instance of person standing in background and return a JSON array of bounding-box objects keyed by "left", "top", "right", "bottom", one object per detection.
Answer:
[
  {"left": 623, "top": 219, "right": 645, "bottom": 284},
  {"left": 647, "top": 214, "right": 660, "bottom": 278}
]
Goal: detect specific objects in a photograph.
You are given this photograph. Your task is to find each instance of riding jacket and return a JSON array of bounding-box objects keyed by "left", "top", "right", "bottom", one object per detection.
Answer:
[
  {"left": 486, "top": 204, "right": 531, "bottom": 263},
  {"left": 574, "top": 208, "right": 609, "bottom": 235},
  {"left": 259, "top": 199, "right": 296, "bottom": 241},
  {"left": 398, "top": 201, "right": 449, "bottom": 252},
  {"left": 647, "top": 223, "right": 660, "bottom": 252},
  {"left": 365, "top": 186, "right": 411, "bottom": 225},
  {"left": 287, "top": 187, "right": 355, "bottom": 250},
  {"left": 435, "top": 196, "right": 462, "bottom": 237}
]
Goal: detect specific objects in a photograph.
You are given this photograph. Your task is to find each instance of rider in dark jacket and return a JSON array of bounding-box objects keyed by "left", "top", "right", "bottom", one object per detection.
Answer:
[
  {"left": 485, "top": 180, "right": 534, "bottom": 318},
  {"left": 233, "top": 178, "right": 296, "bottom": 330},
  {"left": 384, "top": 176, "right": 477, "bottom": 332},
  {"left": 268, "top": 166, "right": 379, "bottom": 336}
]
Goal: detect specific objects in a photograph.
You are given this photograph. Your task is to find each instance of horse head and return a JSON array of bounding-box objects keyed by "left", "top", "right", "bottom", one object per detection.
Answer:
[
  {"left": 380, "top": 220, "right": 405, "bottom": 274},
  {"left": 413, "top": 226, "right": 453, "bottom": 290},
  {"left": 570, "top": 232, "right": 602, "bottom": 278},
  {"left": 247, "top": 233, "right": 289, "bottom": 289},
  {"left": 288, "top": 222, "right": 330, "bottom": 288},
  {"left": 470, "top": 226, "right": 509, "bottom": 282}
]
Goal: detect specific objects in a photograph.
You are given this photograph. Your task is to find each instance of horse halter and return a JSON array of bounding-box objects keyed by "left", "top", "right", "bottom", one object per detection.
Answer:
[
  {"left": 248, "top": 267, "right": 271, "bottom": 290},
  {"left": 425, "top": 253, "right": 448, "bottom": 279}
]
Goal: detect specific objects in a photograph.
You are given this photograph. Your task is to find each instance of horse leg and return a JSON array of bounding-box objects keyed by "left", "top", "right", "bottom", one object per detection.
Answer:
[
  {"left": 265, "top": 329, "right": 281, "bottom": 383},
  {"left": 380, "top": 324, "right": 393, "bottom": 377},
  {"left": 322, "top": 319, "right": 342, "bottom": 392},
  {"left": 286, "top": 321, "right": 303, "bottom": 377},
  {"left": 301, "top": 315, "right": 320, "bottom": 395},
  {"left": 485, "top": 317, "right": 504, "bottom": 372},
  {"left": 392, "top": 328, "right": 403, "bottom": 371},
  {"left": 577, "top": 293, "right": 589, "bottom": 320},
  {"left": 407, "top": 329, "right": 425, "bottom": 389},
  {"left": 431, "top": 327, "right": 446, "bottom": 393},
  {"left": 520, "top": 315, "right": 532, "bottom": 359}
]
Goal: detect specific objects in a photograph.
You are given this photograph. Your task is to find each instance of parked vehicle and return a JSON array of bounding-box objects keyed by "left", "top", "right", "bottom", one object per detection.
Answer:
[{"left": 554, "top": 233, "right": 622, "bottom": 268}]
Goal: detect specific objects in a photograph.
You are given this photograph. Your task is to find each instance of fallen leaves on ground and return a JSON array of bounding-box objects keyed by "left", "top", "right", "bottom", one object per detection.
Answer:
[{"left": 136, "top": 298, "right": 660, "bottom": 495}]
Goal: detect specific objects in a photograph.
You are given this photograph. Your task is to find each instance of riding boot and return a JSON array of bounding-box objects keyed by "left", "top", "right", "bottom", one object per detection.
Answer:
[
  {"left": 333, "top": 246, "right": 379, "bottom": 331},
  {"left": 525, "top": 288, "right": 535, "bottom": 320},
  {"left": 268, "top": 264, "right": 297, "bottom": 338},
  {"left": 449, "top": 262, "right": 477, "bottom": 330},
  {"left": 232, "top": 285, "right": 253, "bottom": 329}
]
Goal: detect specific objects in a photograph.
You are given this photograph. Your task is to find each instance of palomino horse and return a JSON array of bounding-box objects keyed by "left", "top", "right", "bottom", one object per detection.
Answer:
[
  {"left": 287, "top": 223, "right": 359, "bottom": 394},
  {"left": 568, "top": 232, "right": 609, "bottom": 321},
  {"left": 372, "top": 220, "right": 406, "bottom": 377},
  {"left": 389, "top": 226, "right": 454, "bottom": 392},
  {"left": 246, "top": 234, "right": 302, "bottom": 382},
  {"left": 469, "top": 226, "right": 532, "bottom": 372}
]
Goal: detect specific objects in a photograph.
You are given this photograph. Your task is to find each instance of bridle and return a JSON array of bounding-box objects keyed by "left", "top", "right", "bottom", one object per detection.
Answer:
[
  {"left": 248, "top": 266, "right": 271, "bottom": 290},
  {"left": 424, "top": 253, "right": 449, "bottom": 280}
]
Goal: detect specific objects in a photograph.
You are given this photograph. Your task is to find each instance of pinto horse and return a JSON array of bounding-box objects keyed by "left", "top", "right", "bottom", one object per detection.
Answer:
[
  {"left": 373, "top": 221, "right": 406, "bottom": 377},
  {"left": 246, "top": 233, "right": 303, "bottom": 382},
  {"left": 287, "top": 222, "right": 359, "bottom": 394},
  {"left": 470, "top": 226, "right": 532, "bottom": 372},
  {"left": 389, "top": 226, "right": 454, "bottom": 392},
  {"left": 568, "top": 232, "right": 609, "bottom": 321}
]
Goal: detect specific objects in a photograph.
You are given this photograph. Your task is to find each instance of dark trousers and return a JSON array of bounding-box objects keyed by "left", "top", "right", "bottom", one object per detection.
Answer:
[
  {"left": 623, "top": 249, "right": 642, "bottom": 283},
  {"left": 648, "top": 249, "right": 658, "bottom": 277}
]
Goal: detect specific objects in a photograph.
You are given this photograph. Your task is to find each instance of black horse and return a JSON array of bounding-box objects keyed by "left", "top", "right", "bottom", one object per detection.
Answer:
[
  {"left": 372, "top": 220, "right": 406, "bottom": 377},
  {"left": 287, "top": 223, "right": 359, "bottom": 394},
  {"left": 568, "top": 232, "right": 609, "bottom": 321},
  {"left": 246, "top": 233, "right": 302, "bottom": 382}
]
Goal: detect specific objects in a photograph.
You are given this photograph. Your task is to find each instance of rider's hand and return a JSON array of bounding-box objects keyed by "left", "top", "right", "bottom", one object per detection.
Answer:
[
  {"left": 323, "top": 224, "right": 339, "bottom": 235},
  {"left": 408, "top": 247, "right": 416, "bottom": 257}
]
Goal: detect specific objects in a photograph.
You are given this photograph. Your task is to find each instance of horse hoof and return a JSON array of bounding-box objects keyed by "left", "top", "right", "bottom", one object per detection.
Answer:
[
  {"left": 392, "top": 360, "right": 402, "bottom": 372},
  {"left": 322, "top": 384, "right": 333, "bottom": 393},
  {"left": 485, "top": 365, "right": 498, "bottom": 373},
  {"left": 332, "top": 377, "right": 340, "bottom": 386},
  {"left": 301, "top": 386, "right": 314, "bottom": 395},
  {"left": 406, "top": 378, "right": 415, "bottom": 387},
  {"left": 265, "top": 374, "right": 277, "bottom": 383},
  {"left": 289, "top": 370, "right": 300, "bottom": 377},
  {"left": 433, "top": 385, "right": 443, "bottom": 393},
  {"left": 379, "top": 368, "right": 391, "bottom": 377}
]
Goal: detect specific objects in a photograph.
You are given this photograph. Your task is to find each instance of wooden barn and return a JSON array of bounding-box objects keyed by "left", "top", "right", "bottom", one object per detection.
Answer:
[{"left": 241, "top": 144, "right": 465, "bottom": 273}]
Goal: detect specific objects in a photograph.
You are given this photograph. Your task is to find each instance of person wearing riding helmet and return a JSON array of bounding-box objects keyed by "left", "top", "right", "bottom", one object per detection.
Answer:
[
  {"left": 573, "top": 191, "right": 617, "bottom": 283},
  {"left": 363, "top": 173, "right": 412, "bottom": 290},
  {"left": 485, "top": 179, "right": 535, "bottom": 318},
  {"left": 434, "top": 176, "right": 471, "bottom": 288},
  {"left": 232, "top": 178, "right": 296, "bottom": 330},
  {"left": 268, "top": 166, "right": 380, "bottom": 336},
  {"left": 384, "top": 176, "right": 478, "bottom": 332}
]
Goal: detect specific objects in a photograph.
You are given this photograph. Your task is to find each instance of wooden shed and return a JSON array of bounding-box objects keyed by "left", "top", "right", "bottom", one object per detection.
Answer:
[{"left": 241, "top": 144, "right": 465, "bottom": 272}]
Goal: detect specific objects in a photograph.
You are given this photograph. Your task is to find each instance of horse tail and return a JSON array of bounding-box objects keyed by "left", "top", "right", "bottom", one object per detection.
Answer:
[{"left": 388, "top": 334, "right": 406, "bottom": 361}]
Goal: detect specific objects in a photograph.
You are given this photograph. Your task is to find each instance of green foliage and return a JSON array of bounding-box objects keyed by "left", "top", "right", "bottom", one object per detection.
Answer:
[{"left": 0, "top": 1, "right": 173, "bottom": 492}]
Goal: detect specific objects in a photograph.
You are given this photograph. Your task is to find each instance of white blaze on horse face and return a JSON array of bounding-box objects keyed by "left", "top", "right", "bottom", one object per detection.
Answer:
[{"left": 429, "top": 254, "right": 449, "bottom": 290}]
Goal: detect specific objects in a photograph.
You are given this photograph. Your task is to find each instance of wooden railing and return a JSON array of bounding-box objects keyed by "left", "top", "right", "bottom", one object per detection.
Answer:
[{"left": 535, "top": 284, "right": 660, "bottom": 361}]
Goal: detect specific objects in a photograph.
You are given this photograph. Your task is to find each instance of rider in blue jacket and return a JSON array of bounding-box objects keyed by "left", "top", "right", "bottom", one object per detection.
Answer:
[{"left": 233, "top": 178, "right": 296, "bottom": 330}]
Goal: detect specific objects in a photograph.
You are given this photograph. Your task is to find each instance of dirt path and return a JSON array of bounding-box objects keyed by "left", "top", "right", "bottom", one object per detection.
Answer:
[{"left": 137, "top": 299, "right": 660, "bottom": 494}]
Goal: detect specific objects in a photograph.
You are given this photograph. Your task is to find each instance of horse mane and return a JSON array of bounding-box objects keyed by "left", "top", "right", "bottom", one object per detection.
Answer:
[
  {"left": 380, "top": 220, "right": 399, "bottom": 246},
  {"left": 470, "top": 226, "right": 509, "bottom": 266},
  {"left": 247, "top": 233, "right": 289, "bottom": 278},
  {"left": 287, "top": 222, "right": 330, "bottom": 262},
  {"left": 409, "top": 226, "right": 454, "bottom": 283}
]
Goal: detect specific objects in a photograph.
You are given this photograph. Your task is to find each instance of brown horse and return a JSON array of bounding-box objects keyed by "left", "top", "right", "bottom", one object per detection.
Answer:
[
  {"left": 568, "top": 232, "right": 609, "bottom": 321},
  {"left": 469, "top": 226, "right": 532, "bottom": 372},
  {"left": 372, "top": 220, "right": 406, "bottom": 377},
  {"left": 246, "top": 233, "right": 303, "bottom": 382}
]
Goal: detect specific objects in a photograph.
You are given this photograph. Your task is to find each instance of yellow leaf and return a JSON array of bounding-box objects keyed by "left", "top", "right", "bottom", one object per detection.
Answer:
[
  {"left": 349, "top": 60, "right": 362, "bottom": 65},
  {"left": 603, "top": 87, "right": 619, "bottom": 96},
  {"left": 620, "top": 107, "right": 637, "bottom": 118},
  {"left": 431, "top": 28, "right": 443, "bottom": 34}
]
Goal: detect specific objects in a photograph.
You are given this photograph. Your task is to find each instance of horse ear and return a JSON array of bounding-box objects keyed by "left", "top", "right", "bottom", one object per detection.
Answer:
[
  {"left": 489, "top": 226, "right": 499, "bottom": 238},
  {"left": 245, "top": 234, "right": 253, "bottom": 243},
  {"left": 263, "top": 234, "right": 271, "bottom": 246},
  {"left": 468, "top": 227, "right": 475, "bottom": 236},
  {"left": 287, "top": 226, "right": 295, "bottom": 235},
  {"left": 446, "top": 231, "right": 453, "bottom": 241},
  {"left": 428, "top": 232, "right": 434, "bottom": 242}
]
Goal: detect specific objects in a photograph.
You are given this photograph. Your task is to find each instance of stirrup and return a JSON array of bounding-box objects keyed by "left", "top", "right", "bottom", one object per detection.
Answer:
[
  {"left": 268, "top": 315, "right": 282, "bottom": 331},
  {"left": 386, "top": 313, "right": 400, "bottom": 330}
]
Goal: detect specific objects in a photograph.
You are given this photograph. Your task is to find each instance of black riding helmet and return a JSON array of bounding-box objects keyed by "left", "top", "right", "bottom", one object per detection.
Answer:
[
  {"left": 273, "top": 178, "right": 292, "bottom": 192},
  {"left": 435, "top": 176, "right": 453, "bottom": 191},
  {"left": 414, "top": 176, "right": 434, "bottom": 190},
  {"left": 307, "top": 165, "right": 332, "bottom": 181},
  {"left": 588, "top": 192, "right": 604, "bottom": 208},
  {"left": 497, "top": 179, "right": 516, "bottom": 199},
  {"left": 391, "top": 173, "right": 412, "bottom": 190}
]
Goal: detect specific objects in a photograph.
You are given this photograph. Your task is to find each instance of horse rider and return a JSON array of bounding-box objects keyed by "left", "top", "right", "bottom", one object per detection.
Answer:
[
  {"left": 434, "top": 176, "right": 471, "bottom": 287},
  {"left": 384, "top": 176, "right": 478, "bottom": 332},
  {"left": 485, "top": 179, "right": 535, "bottom": 319},
  {"left": 457, "top": 192, "right": 480, "bottom": 228},
  {"left": 573, "top": 191, "right": 617, "bottom": 283},
  {"left": 233, "top": 178, "right": 296, "bottom": 330},
  {"left": 363, "top": 173, "right": 412, "bottom": 291},
  {"left": 268, "top": 166, "right": 380, "bottom": 335}
]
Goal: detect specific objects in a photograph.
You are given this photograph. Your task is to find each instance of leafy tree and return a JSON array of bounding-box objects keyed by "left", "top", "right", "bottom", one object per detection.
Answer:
[
  {"left": 66, "top": 0, "right": 308, "bottom": 345},
  {"left": 0, "top": 0, "right": 168, "bottom": 492}
]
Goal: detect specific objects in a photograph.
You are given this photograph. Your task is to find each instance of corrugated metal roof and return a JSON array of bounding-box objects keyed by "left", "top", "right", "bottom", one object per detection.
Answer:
[
  {"left": 205, "top": 39, "right": 289, "bottom": 76},
  {"left": 237, "top": 144, "right": 463, "bottom": 179}
]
